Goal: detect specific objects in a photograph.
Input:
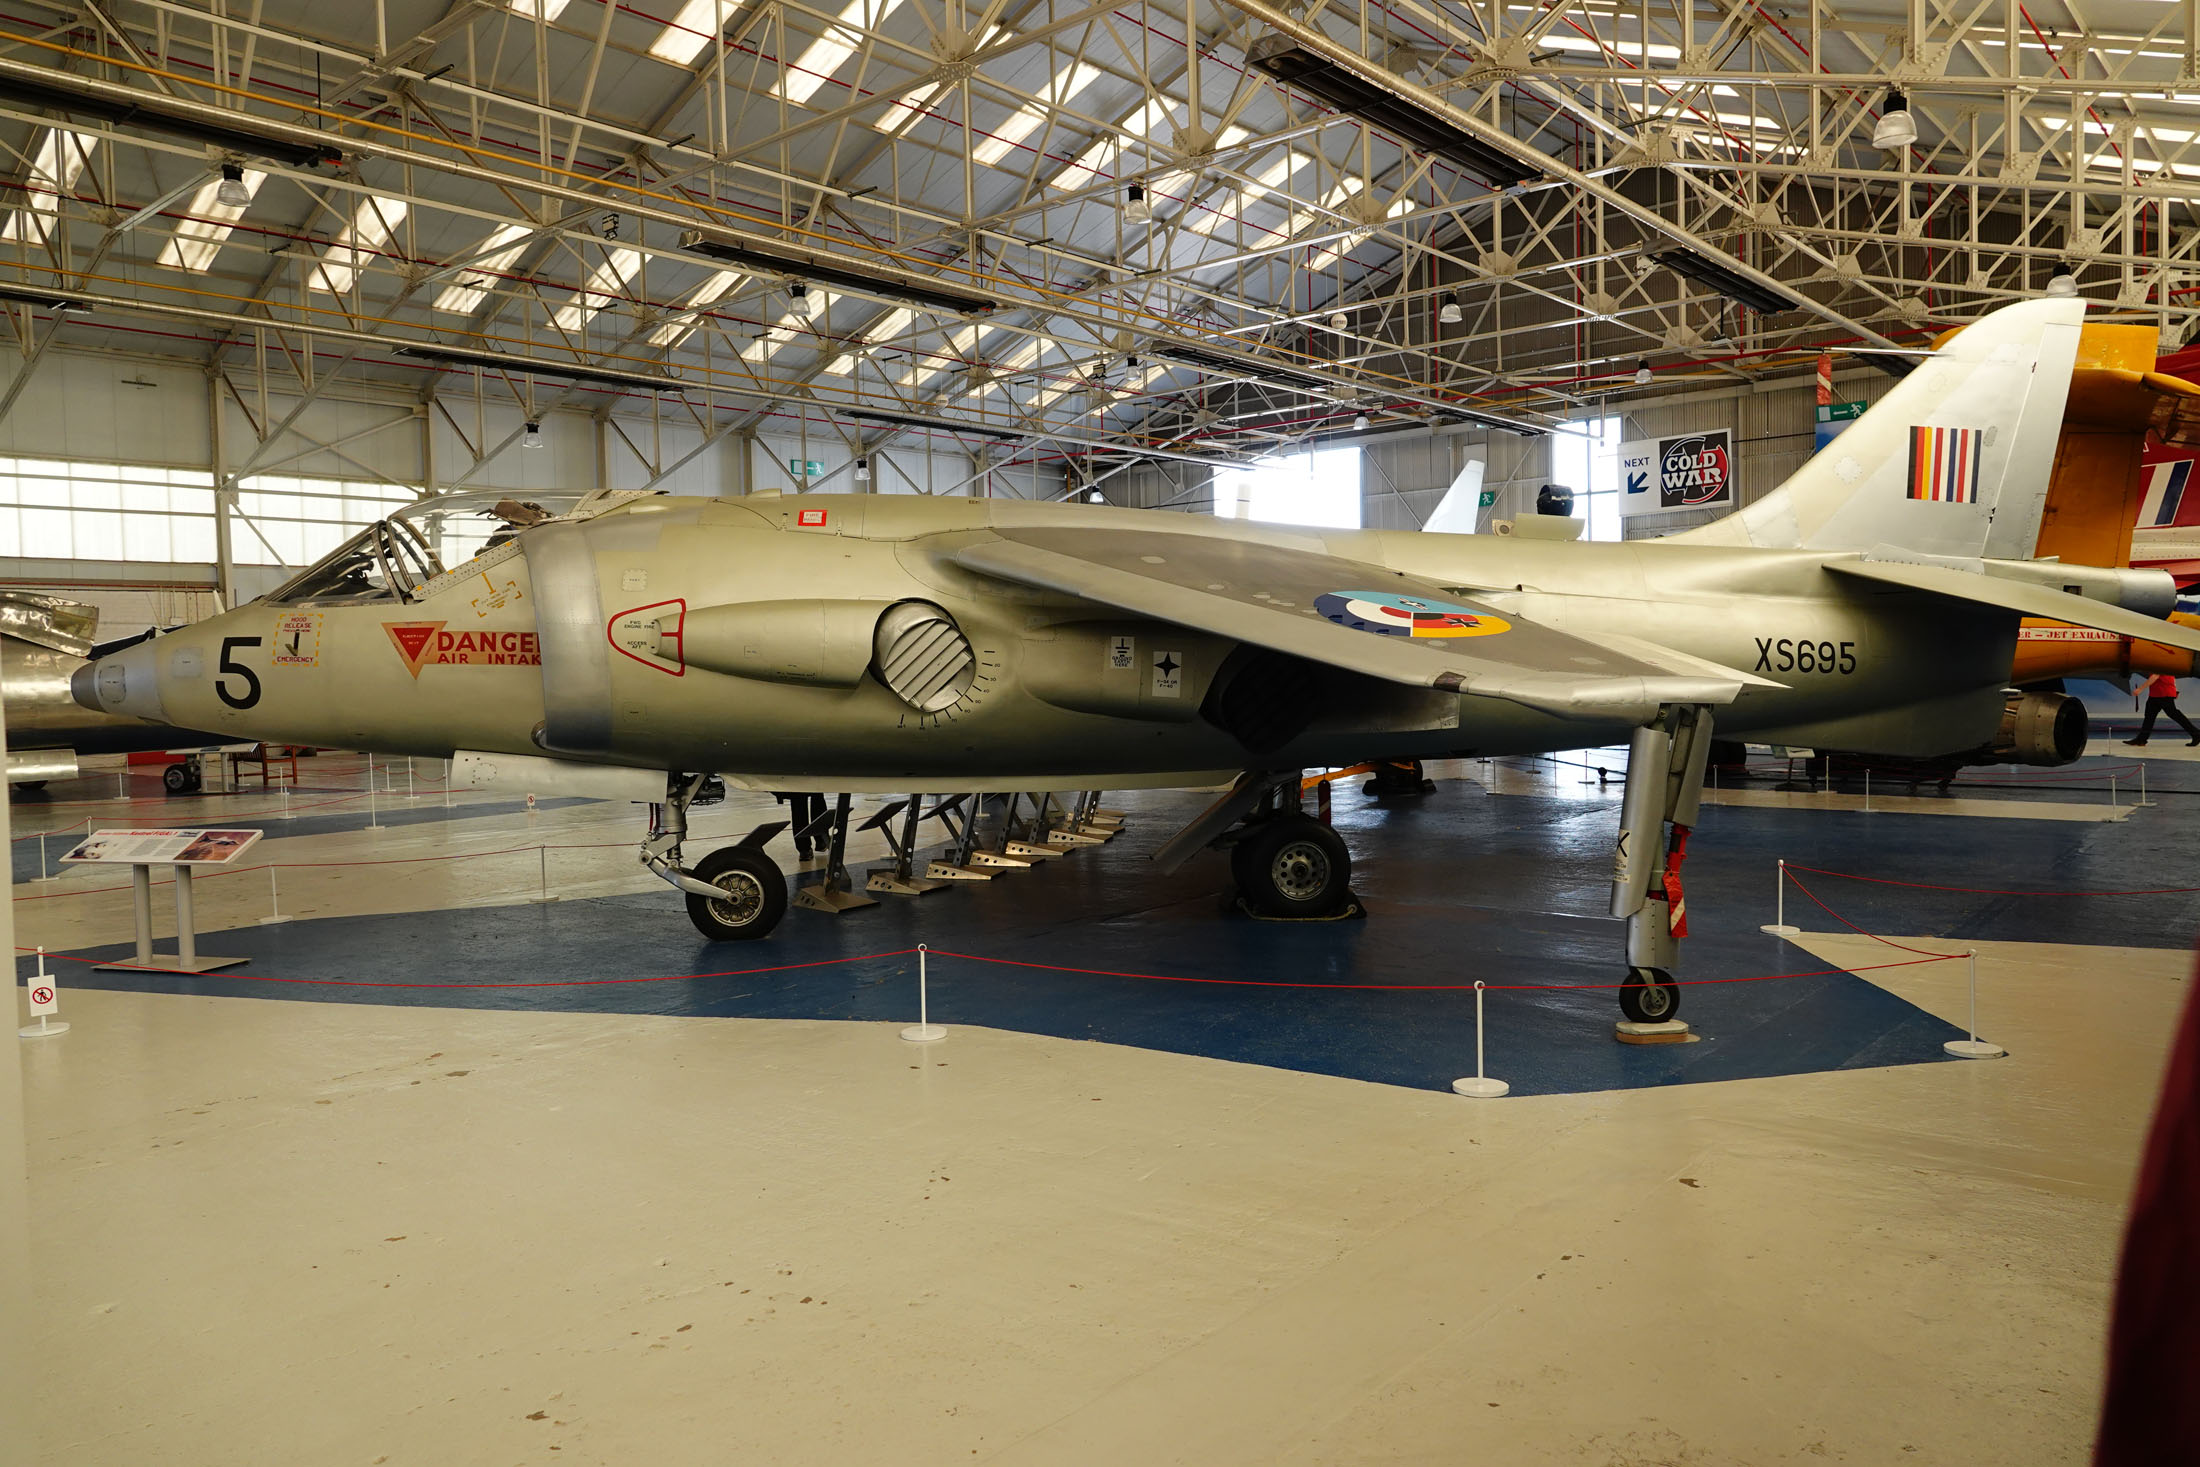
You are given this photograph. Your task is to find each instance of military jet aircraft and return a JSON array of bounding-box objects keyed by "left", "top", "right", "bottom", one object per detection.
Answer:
[{"left": 71, "top": 297, "right": 2200, "bottom": 1022}]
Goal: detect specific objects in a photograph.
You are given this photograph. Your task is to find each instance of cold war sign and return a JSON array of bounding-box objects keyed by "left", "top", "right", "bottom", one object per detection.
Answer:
[{"left": 1618, "top": 430, "right": 1735, "bottom": 518}]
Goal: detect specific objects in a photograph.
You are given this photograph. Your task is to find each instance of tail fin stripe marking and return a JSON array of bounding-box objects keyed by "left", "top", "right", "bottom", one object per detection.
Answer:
[{"left": 1907, "top": 425, "right": 1982, "bottom": 504}]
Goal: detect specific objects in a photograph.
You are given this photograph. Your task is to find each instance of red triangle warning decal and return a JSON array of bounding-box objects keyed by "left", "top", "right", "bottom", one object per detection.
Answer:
[{"left": 384, "top": 621, "right": 445, "bottom": 678}]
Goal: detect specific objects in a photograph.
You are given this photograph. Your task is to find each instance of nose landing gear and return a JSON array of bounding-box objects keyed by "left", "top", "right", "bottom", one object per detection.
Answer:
[
  {"left": 639, "top": 773, "right": 791, "bottom": 941},
  {"left": 1610, "top": 706, "right": 1713, "bottom": 1030}
]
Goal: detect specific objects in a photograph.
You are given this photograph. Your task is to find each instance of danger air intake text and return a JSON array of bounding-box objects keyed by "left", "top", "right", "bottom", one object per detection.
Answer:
[{"left": 384, "top": 621, "right": 541, "bottom": 678}]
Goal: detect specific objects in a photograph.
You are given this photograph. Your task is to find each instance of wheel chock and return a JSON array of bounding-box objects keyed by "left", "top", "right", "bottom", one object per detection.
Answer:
[{"left": 1614, "top": 1019, "right": 1696, "bottom": 1045}]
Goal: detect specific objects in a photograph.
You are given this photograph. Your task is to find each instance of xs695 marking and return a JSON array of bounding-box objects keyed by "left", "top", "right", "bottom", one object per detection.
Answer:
[{"left": 1755, "top": 637, "right": 1857, "bottom": 674}]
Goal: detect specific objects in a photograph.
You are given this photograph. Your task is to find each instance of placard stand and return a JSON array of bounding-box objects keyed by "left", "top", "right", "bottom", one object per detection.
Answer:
[{"left": 93, "top": 863, "right": 247, "bottom": 974}]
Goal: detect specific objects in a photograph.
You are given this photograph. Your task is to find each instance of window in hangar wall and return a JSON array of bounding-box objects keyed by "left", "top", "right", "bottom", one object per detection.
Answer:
[
  {"left": 1548, "top": 415, "right": 1624, "bottom": 542},
  {"left": 1210, "top": 445, "right": 1362, "bottom": 529},
  {"left": 0, "top": 456, "right": 456, "bottom": 567}
]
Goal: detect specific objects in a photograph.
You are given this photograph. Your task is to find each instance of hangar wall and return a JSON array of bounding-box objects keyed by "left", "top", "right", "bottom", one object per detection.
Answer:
[
  {"left": 0, "top": 345, "right": 1054, "bottom": 639},
  {"left": 1110, "top": 365, "right": 1896, "bottom": 536}
]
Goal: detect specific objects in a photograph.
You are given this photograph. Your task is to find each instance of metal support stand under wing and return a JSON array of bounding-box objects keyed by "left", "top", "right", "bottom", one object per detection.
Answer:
[
  {"left": 1609, "top": 706, "right": 1713, "bottom": 1031},
  {"left": 794, "top": 793, "right": 878, "bottom": 914}
]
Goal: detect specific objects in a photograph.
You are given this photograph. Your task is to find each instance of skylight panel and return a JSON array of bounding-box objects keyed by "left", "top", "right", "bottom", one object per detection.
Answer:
[
  {"left": 901, "top": 323, "right": 992, "bottom": 391},
  {"left": 774, "top": 0, "right": 908, "bottom": 108},
  {"left": 433, "top": 223, "right": 535, "bottom": 316},
  {"left": 1, "top": 130, "right": 95, "bottom": 244},
  {"left": 818, "top": 306, "right": 917, "bottom": 376},
  {"left": 650, "top": 0, "right": 736, "bottom": 67},
  {"left": 740, "top": 291, "right": 837, "bottom": 364},
  {"left": 509, "top": 0, "right": 571, "bottom": 19},
  {"left": 1051, "top": 99, "right": 1174, "bottom": 190},
  {"left": 874, "top": 26, "right": 1005, "bottom": 135},
  {"left": 307, "top": 195, "right": 408, "bottom": 295},
  {"left": 648, "top": 269, "right": 746, "bottom": 347},
  {"left": 550, "top": 246, "right": 644, "bottom": 332},
  {"left": 1185, "top": 151, "right": 1305, "bottom": 236},
  {"left": 971, "top": 60, "right": 1103, "bottom": 167},
  {"left": 156, "top": 166, "right": 267, "bottom": 273},
  {"left": 1305, "top": 194, "right": 1416, "bottom": 269}
]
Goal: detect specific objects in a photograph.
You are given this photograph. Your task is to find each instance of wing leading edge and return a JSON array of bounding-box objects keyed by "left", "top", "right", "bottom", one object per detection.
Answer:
[{"left": 946, "top": 528, "right": 1763, "bottom": 724}]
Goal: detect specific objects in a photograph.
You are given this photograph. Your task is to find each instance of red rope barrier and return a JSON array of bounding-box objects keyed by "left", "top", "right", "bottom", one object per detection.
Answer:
[{"left": 1784, "top": 863, "right": 2200, "bottom": 899}]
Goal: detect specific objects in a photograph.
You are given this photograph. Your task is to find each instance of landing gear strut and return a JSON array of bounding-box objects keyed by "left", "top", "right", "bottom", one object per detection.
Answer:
[
  {"left": 1152, "top": 770, "right": 1359, "bottom": 920},
  {"left": 1609, "top": 706, "right": 1713, "bottom": 1025},
  {"left": 641, "top": 773, "right": 790, "bottom": 941}
]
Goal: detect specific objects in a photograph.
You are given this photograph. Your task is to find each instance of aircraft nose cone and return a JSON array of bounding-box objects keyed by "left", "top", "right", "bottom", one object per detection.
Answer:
[{"left": 72, "top": 640, "right": 166, "bottom": 721}]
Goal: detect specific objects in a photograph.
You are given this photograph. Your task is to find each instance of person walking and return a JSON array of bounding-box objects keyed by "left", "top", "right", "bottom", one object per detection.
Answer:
[
  {"left": 774, "top": 790, "right": 828, "bottom": 858},
  {"left": 2126, "top": 672, "right": 2200, "bottom": 746}
]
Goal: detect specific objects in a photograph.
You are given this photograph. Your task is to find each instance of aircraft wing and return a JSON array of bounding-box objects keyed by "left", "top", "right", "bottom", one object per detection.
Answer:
[
  {"left": 1830, "top": 557, "right": 2200, "bottom": 654},
  {"left": 948, "top": 527, "right": 1763, "bottom": 723}
]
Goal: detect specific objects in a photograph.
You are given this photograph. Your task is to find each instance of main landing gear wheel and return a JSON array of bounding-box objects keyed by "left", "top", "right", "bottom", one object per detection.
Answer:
[
  {"left": 1619, "top": 966, "right": 1681, "bottom": 1024},
  {"left": 685, "top": 845, "right": 789, "bottom": 941},
  {"left": 1231, "top": 814, "right": 1352, "bottom": 918},
  {"left": 162, "top": 763, "right": 201, "bottom": 795}
]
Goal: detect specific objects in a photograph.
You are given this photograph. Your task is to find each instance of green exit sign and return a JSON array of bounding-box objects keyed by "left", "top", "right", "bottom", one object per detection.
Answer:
[
  {"left": 1817, "top": 401, "right": 1865, "bottom": 423},
  {"left": 790, "top": 457, "right": 824, "bottom": 477},
  {"left": 1477, "top": 489, "right": 1498, "bottom": 508}
]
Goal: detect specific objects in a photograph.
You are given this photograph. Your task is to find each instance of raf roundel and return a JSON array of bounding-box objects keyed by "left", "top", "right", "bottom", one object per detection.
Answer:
[{"left": 1314, "top": 590, "right": 1511, "bottom": 639}]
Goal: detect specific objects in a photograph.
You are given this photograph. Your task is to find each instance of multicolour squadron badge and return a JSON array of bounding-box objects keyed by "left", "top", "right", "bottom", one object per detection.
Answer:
[{"left": 1314, "top": 590, "right": 1511, "bottom": 639}]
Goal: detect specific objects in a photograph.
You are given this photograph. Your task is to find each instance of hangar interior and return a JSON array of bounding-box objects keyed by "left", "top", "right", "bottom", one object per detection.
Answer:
[{"left": 2, "top": 0, "right": 2197, "bottom": 1462}]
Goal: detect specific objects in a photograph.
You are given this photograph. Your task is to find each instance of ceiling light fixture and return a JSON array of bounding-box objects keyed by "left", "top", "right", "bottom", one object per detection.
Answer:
[
  {"left": 1124, "top": 183, "right": 1152, "bottom": 221},
  {"left": 1873, "top": 89, "right": 1918, "bottom": 151},
  {"left": 214, "top": 162, "right": 253, "bottom": 209},
  {"left": 1244, "top": 35, "right": 1544, "bottom": 191},
  {"left": 1154, "top": 343, "right": 1334, "bottom": 396},
  {"left": 679, "top": 231, "right": 994, "bottom": 317},
  {"left": 789, "top": 283, "right": 815, "bottom": 318},
  {"left": 838, "top": 406, "right": 1024, "bottom": 442},
  {"left": 2045, "top": 263, "right": 2078, "bottom": 299},
  {"left": 0, "top": 285, "right": 89, "bottom": 312},
  {"left": 393, "top": 343, "right": 685, "bottom": 393},
  {"left": 522, "top": 421, "right": 545, "bottom": 450},
  {"left": 1438, "top": 294, "right": 1462, "bottom": 324},
  {"left": 1634, "top": 359, "right": 1652, "bottom": 386},
  {"left": 0, "top": 69, "right": 343, "bottom": 168},
  {"left": 1352, "top": 413, "right": 1371, "bottom": 431},
  {"left": 853, "top": 456, "right": 870, "bottom": 482},
  {"left": 1328, "top": 312, "right": 1349, "bottom": 331},
  {"left": 1647, "top": 249, "right": 1799, "bottom": 315}
]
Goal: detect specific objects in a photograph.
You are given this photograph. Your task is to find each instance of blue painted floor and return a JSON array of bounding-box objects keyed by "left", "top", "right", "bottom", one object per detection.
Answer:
[{"left": 71, "top": 763, "right": 2200, "bottom": 1095}]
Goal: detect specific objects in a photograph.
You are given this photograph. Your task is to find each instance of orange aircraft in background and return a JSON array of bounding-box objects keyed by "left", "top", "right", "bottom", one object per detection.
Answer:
[{"left": 2009, "top": 323, "right": 2200, "bottom": 685}]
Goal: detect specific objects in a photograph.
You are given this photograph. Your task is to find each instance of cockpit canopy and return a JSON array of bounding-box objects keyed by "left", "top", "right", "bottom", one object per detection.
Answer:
[{"left": 264, "top": 491, "right": 583, "bottom": 606}]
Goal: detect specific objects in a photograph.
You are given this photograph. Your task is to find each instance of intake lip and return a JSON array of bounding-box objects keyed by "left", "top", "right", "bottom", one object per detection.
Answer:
[{"left": 68, "top": 660, "right": 99, "bottom": 713}]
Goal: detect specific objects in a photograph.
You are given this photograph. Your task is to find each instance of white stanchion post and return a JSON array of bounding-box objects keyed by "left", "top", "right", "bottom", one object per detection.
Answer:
[
  {"left": 258, "top": 866, "right": 293, "bottom": 926},
  {"left": 2137, "top": 763, "right": 2154, "bottom": 809},
  {"left": 115, "top": 770, "right": 126, "bottom": 800},
  {"left": 19, "top": 948, "right": 65, "bottom": 1038},
  {"left": 1944, "top": 948, "right": 2006, "bottom": 1059},
  {"left": 901, "top": 944, "right": 946, "bottom": 1042},
  {"left": 1762, "top": 857, "right": 1801, "bottom": 936},
  {"left": 1863, "top": 768, "right": 1871, "bottom": 813},
  {"left": 280, "top": 786, "right": 291, "bottom": 821},
  {"left": 443, "top": 760, "right": 452, "bottom": 809},
  {"left": 538, "top": 845, "right": 549, "bottom": 904},
  {"left": 34, "top": 830, "right": 50, "bottom": 884},
  {"left": 2110, "top": 773, "right": 2118, "bottom": 809},
  {"left": 367, "top": 775, "right": 380, "bottom": 830},
  {"left": 406, "top": 758, "right": 416, "bottom": 801},
  {"left": 1452, "top": 981, "right": 1509, "bottom": 1097}
]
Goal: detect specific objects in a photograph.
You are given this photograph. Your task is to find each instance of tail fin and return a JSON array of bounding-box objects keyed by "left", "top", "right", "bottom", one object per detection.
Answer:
[
  {"left": 1671, "top": 297, "right": 2085, "bottom": 557},
  {"left": 1423, "top": 457, "right": 1487, "bottom": 533}
]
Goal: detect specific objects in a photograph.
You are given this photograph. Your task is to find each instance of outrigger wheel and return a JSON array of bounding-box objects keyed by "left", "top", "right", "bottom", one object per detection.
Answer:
[
  {"left": 1619, "top": 965, "right": 1681, "bottom": 1024},
  {"left": 1231, "top": 813, "right": 1353, "bottom": 918},
  {"left": 685, "top": 844, "right": 789, "bottom": 941}
]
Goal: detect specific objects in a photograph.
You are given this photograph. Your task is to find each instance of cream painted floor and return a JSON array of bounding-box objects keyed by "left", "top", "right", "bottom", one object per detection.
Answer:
[{"left": 20, "top": 928, "right": 2183, "bottom": 1466}]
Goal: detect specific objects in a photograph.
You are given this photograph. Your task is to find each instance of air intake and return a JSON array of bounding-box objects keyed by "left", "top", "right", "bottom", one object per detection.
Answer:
[{"left": 873, "top": 602, "right": 975, "bottom": 713}]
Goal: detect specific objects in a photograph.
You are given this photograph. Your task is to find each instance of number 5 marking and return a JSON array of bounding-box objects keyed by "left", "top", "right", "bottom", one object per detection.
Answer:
[{"left": 217, "top": 636, "right": 263, "bottom": 709}]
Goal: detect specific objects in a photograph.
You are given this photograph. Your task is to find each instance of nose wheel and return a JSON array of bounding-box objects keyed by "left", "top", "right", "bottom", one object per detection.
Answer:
[
  {"left": 684, "top": 845, "right": 789, "bottom": 941},
  {"left": 1619, "top": 966, "right": 1680, "bottom": 1024}
]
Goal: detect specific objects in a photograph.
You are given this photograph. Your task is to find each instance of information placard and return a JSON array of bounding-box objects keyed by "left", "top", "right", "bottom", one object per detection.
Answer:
[{"left": 60, "top": 828, "right": 264, "bottom": 866}]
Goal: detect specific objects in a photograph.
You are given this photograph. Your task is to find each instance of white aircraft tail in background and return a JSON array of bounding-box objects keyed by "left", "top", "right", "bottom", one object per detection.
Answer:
[{"left": 1422, "top": 456, "right": 1487, "bottom": 534}]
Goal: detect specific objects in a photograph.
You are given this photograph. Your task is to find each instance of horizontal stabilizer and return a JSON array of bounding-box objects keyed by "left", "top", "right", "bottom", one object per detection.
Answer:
[
  {"left": 1828, "top": 558, "right": 2200, "bottom": 655},
  {"left": 948, "top": 528, "right": 1770, "bottom": 723}
]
